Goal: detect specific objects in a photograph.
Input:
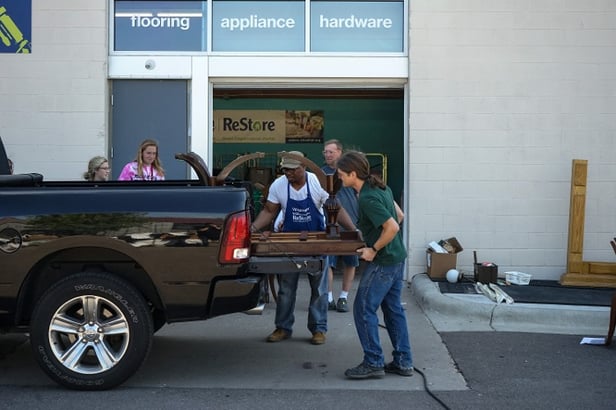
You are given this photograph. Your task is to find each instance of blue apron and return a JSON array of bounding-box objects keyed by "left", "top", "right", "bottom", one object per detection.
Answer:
[{"left": 282, "top": 180, "right": 325, "bottom": 232}]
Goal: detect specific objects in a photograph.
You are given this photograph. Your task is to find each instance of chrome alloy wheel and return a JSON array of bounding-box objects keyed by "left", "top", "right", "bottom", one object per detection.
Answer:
[{"left": 48, "top": 295, "right": 130, "bottom": 375}]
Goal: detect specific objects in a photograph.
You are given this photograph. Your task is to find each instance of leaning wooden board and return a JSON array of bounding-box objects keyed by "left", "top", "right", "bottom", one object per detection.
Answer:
[{"left": 251, "top": 231, "right": 365, "bottom": 256}]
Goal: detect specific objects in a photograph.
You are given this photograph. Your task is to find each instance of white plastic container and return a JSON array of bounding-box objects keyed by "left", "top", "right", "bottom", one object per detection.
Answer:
[{"left": 505, "top": 271, "right": 532, "bottom": 285}]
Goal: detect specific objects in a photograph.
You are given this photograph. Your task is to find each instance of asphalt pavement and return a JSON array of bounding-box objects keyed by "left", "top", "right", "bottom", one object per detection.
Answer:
[{"left": 0, "top": 272, "right": 614, "bottom": 409}]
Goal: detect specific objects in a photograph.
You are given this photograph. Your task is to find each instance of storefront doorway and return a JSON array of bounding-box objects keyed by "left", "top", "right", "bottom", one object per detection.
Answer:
[{"left": 212, "top": 88, "right": 405, "bottom": 202}]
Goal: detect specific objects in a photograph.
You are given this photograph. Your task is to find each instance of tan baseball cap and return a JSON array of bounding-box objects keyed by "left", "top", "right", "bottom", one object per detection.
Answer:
[{"left": 280, "top": 151, "right": 304, "bottom": 169}]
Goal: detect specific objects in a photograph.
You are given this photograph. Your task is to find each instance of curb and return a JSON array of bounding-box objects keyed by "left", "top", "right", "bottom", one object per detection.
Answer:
[{"left": 410, "top": 274, "right": 610, "bottom": 336}]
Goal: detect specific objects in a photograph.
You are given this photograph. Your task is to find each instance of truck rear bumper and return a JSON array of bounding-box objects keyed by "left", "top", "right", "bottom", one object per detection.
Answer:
[
  {"left": 246, "top": 256, "right": 324, "bottom": 275},
  {"left": 243, "top": 302, "right": 266, "bottom": 315}
]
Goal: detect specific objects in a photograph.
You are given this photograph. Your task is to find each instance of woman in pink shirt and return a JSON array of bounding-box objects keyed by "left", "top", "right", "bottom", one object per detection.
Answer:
[{"left": 118, "top": 139, "right": 165, "bottom": 181}]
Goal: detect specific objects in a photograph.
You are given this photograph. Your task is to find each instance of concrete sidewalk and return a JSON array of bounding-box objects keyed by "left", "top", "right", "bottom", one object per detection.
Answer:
[{"left": 411, "top": 273, "right": 612, "bottom": 336}]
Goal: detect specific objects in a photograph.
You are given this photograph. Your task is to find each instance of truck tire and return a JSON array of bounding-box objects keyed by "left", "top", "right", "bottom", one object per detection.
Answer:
[{"left": 30, "top": 272, "right": 153, "bottom": 390}]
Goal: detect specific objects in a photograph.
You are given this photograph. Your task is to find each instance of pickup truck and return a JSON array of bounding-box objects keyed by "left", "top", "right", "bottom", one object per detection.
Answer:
[{"left": 0, "top": 139, "right": 357, "bottom": 390}]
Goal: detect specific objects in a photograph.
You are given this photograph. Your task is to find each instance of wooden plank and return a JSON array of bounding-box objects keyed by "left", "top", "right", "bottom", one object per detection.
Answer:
[
  {"left": 587, "top": 262, "right": 616, "bottom": 275},
  {"left": 561, "top": 159, "right": 616, "bottom": 287},
  {"left": 565, "top": 159, "right": 587, "bottom": 277},
  {"left": 252, "top": 231, "right": 360, "bottom": 242},
  {"left": 560, "top": 272, "right": 616, "bottom": 288},
  {"left": 251, "top": 240, "right": 365, "bottom": 256},
  {"left": 569, "top": 195, "right": 586, "bottom": 253},
  {"left": 250, "top": 230, "right": 365, "bottom": 256},
  {"left": 567, "top": 258, "right": 583, "bottom": 274},
  {"left": 572, "top": 160, "right": 588, "bottom": 186}
]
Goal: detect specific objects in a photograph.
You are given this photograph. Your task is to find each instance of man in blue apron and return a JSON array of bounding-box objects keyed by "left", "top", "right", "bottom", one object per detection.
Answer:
[{"left": 251, "top": 151, "right": 356, "bottom": 345}]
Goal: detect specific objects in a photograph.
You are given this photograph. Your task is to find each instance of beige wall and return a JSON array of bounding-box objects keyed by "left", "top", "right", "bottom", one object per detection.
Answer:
[
  {"left": 408, "top": 0, "right": 616, "bottom": 279},
  {"left": 1, "top": 1, "right": 615, "bottom": 281},
  {"left": 0, "top": 0, "right": 108, "bottom": 179}
]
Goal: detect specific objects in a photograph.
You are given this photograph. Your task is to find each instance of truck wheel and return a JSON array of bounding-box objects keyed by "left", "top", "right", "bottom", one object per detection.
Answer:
[{"left": 30, "top": 272, "right": 153, "bottom": 390}]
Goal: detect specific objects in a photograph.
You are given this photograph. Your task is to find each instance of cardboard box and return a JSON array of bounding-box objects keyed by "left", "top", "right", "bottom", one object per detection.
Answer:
[{"left": 426, "top": 237, "right": 463, "bottom": 279}]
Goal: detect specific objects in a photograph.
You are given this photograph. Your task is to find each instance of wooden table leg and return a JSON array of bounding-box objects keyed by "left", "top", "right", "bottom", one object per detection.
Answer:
[
  {"left": 268, "top": 274, "right": 279, "bottom": 303},
  {"left": 607, "top": 240, "right": 616, "bottom": 346},
  {"left": 606, "top": 292, "right": 616, "bottom": 346}
]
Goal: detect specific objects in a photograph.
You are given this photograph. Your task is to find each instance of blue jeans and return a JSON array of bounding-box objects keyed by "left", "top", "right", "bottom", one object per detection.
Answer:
[
  {"left": 353, "top": 261, "right": 413, "bottom": 368},
  {"left": 275, "top": 258, "right": 328, "bottom": 334}
]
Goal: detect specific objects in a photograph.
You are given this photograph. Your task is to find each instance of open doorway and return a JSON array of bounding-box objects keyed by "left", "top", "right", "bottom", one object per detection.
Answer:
[{"left": 212, "top": 88, "right": 405, "bottom": 202}]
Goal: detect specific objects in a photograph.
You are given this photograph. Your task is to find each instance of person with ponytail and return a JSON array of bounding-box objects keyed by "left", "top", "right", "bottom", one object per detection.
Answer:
[
  {"left": 336, "top": 150, "right": 413, "bottom": 379},
  {"left": 83, "top": 156, "right": 110, "bottom": 181}
]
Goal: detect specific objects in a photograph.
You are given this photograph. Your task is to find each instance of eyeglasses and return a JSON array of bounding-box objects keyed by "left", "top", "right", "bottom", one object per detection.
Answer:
[{"left": 98, "top": 166, "right": 110, "bottom": 171}]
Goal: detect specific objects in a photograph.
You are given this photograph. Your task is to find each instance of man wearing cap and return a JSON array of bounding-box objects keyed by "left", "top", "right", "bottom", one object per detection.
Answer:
[
  {"left": 321, "top": 139, "right": 360, "bottom": 313},
  {"left": 251, "top": 151, "right": 356, "bottom": 345}
]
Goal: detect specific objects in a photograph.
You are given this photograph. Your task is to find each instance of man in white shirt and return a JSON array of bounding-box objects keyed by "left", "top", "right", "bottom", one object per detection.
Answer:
[{"left": 251, "top": 151, "right": 355, "bottom": 345}]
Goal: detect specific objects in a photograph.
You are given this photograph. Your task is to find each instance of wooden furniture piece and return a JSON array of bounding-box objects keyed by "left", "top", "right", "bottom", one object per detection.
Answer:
[
  {"left": 251, "top": 231, "right": 364, "bottom": 256},
  {"left": 175, "top": 151, "right": 267, "bottom": 186},
  {"left": 176, "top": 151, "right": 365, "bottom": 302},
  {"left": 606, "top": 238, "right": 616, "bottom": 346},
  {"left": 248, "top": 152, "right": 366, "bottom": 302},
  {"left": 607, "top": 292, "right": 616, "bottom": 346},
  {"left": 560, "top": 160, "right": 616, "bottom": 287}
]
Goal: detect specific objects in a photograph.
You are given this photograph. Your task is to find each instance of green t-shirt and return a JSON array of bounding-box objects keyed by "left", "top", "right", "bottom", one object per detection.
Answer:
[{"left": 357, "top": 183, "right": 407, "bottom": 265}]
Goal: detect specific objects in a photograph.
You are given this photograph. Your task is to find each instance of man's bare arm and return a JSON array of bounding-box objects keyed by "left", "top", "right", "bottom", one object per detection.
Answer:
[
  {"left": 251, "top": 201, "right": 280, "bottom": 231},
  {"left": 394, "top": 201, "right": 404, "bottom": 224}
]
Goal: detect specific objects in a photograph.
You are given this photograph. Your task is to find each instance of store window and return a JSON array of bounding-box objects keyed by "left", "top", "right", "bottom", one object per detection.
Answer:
[
  {"left": 114, "top": 1, "right": 207, "bottom": 51},
  {"left": 112, "top": 0, "right": 405, "bottom": 53},
  {"left": 310, "top": 1, "right": 404, "bottom": 52},
  {"left": 212, "top": 0, "right": 304, "bottom": 52}
]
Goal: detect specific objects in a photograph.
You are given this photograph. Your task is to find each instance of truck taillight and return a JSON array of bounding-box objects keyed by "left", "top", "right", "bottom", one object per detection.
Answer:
[{"left": 219, "top": 211, "right": 251, "bottom": 264}]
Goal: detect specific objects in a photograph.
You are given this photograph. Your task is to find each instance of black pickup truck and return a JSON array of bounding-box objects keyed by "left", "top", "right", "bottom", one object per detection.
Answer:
[{"left": 0, "top": 139, "right": 336, "bottom": 390}]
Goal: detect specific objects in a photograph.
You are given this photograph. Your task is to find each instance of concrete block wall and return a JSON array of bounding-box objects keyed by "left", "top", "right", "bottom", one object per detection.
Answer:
[
  {"left": 0, "top": 0, "right": 107, "bottom": 179},
  {"left": 1, "top": 1, "right": 613, "bottom": 282},
  {"left": 408, "top": 1, "right": 616, "bottom": 280}
]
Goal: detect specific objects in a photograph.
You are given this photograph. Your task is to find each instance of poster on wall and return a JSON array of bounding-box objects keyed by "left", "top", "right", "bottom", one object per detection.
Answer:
[
  {"left": 0, "top": 0, "right": 32, "bottom": 53},
  {"left": 214, "top": 110, "right": 324, "bottom": 143}
]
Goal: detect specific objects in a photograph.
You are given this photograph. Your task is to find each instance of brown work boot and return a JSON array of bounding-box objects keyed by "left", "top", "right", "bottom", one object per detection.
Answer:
[
  {"left": 266, "top": 328, "right": 290, "bottom": 342},
  {"left": 310, "top": 331, "right": 326, "bottom": 345}
]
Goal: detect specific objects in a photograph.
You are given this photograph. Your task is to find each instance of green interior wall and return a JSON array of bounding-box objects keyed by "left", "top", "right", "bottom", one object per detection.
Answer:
[{"left": 213, "top": 96, "right": 405, "bottom": 201}]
